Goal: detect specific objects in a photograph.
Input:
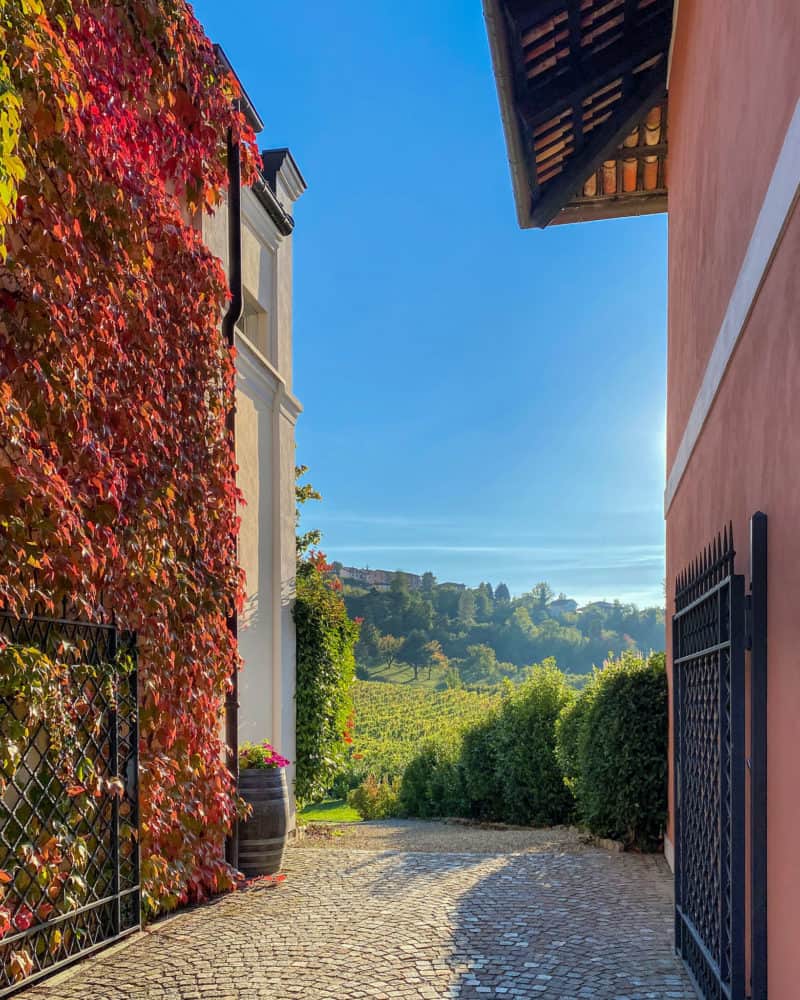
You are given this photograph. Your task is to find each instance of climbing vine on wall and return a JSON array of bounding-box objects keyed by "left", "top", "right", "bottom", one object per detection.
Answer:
[{"left": 0, "top": 0, "right": 258, "bottom": 914}]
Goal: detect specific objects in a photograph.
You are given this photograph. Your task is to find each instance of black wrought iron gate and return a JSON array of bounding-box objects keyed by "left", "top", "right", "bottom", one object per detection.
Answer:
[
  {"left": 673, "top": 515, "right": 768, "bottom": 1000},
  {"left": 0, "top": 611, "right": 140, "bottom": 996}
]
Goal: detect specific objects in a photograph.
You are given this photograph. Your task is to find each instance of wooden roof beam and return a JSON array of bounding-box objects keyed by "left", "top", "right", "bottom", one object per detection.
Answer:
[
  {"left": 529, "top": 61, "right": 667, "bottom": 226},
  {"left": 520, "top": 12, "right": 671, "bottom": 125}
]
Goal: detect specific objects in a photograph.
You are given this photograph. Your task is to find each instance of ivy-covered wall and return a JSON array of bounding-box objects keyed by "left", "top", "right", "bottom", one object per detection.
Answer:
[{"left": 0, "top": 0, "right": 258, "bottom": 914}]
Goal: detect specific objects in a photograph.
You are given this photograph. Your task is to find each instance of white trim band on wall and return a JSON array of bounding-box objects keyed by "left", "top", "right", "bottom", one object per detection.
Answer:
[{"left": 664, "top": 96, "right": 800, "bottom": 515}]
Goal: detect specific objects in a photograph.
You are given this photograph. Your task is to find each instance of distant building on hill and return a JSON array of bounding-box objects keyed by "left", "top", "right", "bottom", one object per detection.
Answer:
[
  {"left": 579, "top": 600, "right": 617, "bottom": 614},
  {"left": 548, "top": 597, "right": 578, "bottom": 618},
  {"left": 336, "top": 566, "right": 423, "bottom": 591}
]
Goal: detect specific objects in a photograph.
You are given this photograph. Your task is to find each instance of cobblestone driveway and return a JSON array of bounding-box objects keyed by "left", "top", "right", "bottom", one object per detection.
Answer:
[{"left": 29, "top": 843, "right": 695, "bottom": 1000}]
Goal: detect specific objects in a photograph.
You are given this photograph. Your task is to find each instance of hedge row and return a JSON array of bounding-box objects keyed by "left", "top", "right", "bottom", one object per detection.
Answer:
[
  {"left": 557, "top": 650, "right": 668, "bottom": 849},
  {"left": 399, "top": 660, "right": 575, "bottom": 827},
  {"left": 354, "top": 652, "right": 667, "bottom": 851}
]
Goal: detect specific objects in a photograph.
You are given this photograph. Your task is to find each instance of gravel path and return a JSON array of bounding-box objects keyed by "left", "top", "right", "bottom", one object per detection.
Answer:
[{"left": 296, "top": 818, "right": 592, "bottom": 854}]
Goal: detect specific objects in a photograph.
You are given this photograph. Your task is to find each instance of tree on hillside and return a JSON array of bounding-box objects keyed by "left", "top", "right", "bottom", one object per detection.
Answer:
[
  {"left": 475, "top": 583, "right": 493, "bottom": 621},
  {"left": 424, "top": 639, "right": 448, "bottom": 680},
  {"left": 401, "top": 629, "right": 431, "bottom": 681},
  {"left": 377, "top": 634, "right": 404, "bottom": 670},
  {"left": 461, "top": 644, "right": 501, "bottom": 685},
  {"left": 458, "top": 589, "right": 476, "bottom": 626},
  {"left": 355, "top": 622, "right": 382, "bottom": 669},
  {"left": 529, "top": 581, "right": 554, "bottom": 615},
  {"left": 421, "top": 571, "right": 437, "bottom": 596},
  {"left": 433, "top": 584, "right": 462, "bottom": 621},
  {"left": 390, "top": 572, "right": 410, "bottom": 595},
  {"left": 342, "top": 574, "right": 665, "bottom": 680}
]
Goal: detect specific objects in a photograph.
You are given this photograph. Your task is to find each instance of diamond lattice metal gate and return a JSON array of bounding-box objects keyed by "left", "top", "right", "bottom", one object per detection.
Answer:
[
  {"left": 0, "top": 611, "right": 140, "bottom": 996},
  {"left": 673, "top": 528, "right": 746, "bottom": 1000}
]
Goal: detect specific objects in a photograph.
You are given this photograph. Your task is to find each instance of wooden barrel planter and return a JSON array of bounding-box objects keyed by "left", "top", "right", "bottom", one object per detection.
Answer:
[{"left": 238, "top": 767, "right": 290, "bottom": 877}]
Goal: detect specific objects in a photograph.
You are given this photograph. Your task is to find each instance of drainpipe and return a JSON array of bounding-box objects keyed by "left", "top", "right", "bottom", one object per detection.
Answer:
[{"left": 222, "top": 123, "right": 243, "bottom": 870}]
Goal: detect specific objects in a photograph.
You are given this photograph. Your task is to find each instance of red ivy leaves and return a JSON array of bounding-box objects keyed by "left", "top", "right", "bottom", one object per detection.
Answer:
[{"left": 0, "top": 0, "right": 258, "bottom": 914}]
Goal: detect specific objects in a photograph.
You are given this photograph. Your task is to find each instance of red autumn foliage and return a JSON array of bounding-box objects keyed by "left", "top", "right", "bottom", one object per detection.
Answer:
[{"left": 0, "top": 1, "right": 259, "bottom": 913}]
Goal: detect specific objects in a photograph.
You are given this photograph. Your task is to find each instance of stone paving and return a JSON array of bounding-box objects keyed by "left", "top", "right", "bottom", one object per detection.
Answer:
[{"left": 28, "top": 842, "right": 696, "bottom": 1000}]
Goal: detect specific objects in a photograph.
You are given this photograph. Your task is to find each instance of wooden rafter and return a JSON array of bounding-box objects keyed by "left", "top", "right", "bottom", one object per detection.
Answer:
[
  {"left": 530, "top": 61, "right": 666, "bottom": 226},
  {"left": 520, "top": 12, "right": 672, "bottom": 125},
  {"left": 483, "top": 0, "right": 673, "bottom": 228}
]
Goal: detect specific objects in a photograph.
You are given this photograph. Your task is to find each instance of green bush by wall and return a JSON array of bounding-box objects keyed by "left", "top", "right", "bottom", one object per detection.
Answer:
[
  {"left": 492, "top": 662, "right": 575, "bottom": 826},
  {"left": 557, "top": 650, "right": 667, "bottom": 850},
  {"left": 459, "top": 713, "right": 501, "bottom": 820},
  {"left": 391, "top": 653, "right": 667, "bottom": 850},
  {"left": 398, "top": 734, "right": 465, "bottom": 819},
  {"left": 293, "top": 562, "right": 359, "bottom": 806}
]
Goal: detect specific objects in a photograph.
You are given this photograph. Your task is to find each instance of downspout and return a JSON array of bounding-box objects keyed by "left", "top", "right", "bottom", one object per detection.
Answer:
[{"left": 223, "top": 123, "right": 243, "bottom": 869}]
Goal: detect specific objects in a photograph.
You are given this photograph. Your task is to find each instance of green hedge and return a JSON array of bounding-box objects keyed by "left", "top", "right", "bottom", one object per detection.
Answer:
[
  {"left": 459, "top": 714, "right": 500, "bottom": 820},
  {"left": 556, "top": 650, "right": 667, "bottom": 849},
  {"left": 399, "top": 660, "right": 574, "bottom": 827},
  {"left": 293, "top": 562, "right": 359, "bottom": 806},
  {"left": 492, "top": 663, "right": 575, "bottom": 825},
  {"left": 394, "top": 653, "right": 667, "bottom": 849},
  {"left": 399, "top": 734, "right": 465, "bottom": 819}
]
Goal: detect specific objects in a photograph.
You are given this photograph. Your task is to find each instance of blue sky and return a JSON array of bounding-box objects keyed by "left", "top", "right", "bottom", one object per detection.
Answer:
[{"left": 192, "top": 0, "right": 668, "bottom": 607}]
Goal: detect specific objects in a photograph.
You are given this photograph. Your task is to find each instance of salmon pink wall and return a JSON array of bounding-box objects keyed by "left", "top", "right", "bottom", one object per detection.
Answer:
[
  {"left": 666, "top": 1, "right": 800, "bottom": 995},
  {"left": 666, "top": 0, "right": 800, "bottom": 466}
]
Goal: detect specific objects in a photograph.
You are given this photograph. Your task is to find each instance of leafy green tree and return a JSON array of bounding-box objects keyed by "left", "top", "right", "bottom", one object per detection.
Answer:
[
  {"left": 377, "top": 633, "right": 404, "bottom": 669},
  {"left": 495, "top": 582, "right": 511, "bottom": 604},
  {"left": 457, "top": 589, "right": 476, "bottom": 626},
  {"left": 433, "top": 584, "right": 462, "bottom": 621},
  {"left": 355, "top": 622, "right": 382, "bottom": 669},
  {"left": 424, "top": 639, "right": 447, "bottom": 680},
  {"left": 390, "top": 572, "right": 410, "bottom": 595},
  {"left": 421, "top": 571, "right": 437, "bottom": 596},
  {"left": 475, "top": 583, "right": 493, "bottom": 622},
  {"left": 401, "top": 629, "right": 430, "bottom": 681},
  {"left": 460, "top": 644, "right": 500, "bottom": 685}
]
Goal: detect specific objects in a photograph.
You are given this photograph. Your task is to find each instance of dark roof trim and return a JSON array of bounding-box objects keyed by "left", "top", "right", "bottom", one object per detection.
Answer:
[
  {"left": 260, "top": 148, "right": 308, "bottom": 196},
  {"left": 251, "top": 174, "right": 294, "bottom": 236},
  {"left": 483, "top": 0, "right": 534, "bottom": 229},
  {"left": 213, "top": 44, "right": 264, "bottom": 134}
]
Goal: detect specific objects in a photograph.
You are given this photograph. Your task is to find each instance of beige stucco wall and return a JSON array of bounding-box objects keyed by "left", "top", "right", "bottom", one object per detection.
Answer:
[{"left": 203, "top": 160, "right": 303, "bottom": 828}]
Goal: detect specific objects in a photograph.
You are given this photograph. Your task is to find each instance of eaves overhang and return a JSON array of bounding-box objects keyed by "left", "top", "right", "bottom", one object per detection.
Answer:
[{"left": 483, "top": 0, "right": 674, "bottom": 229}]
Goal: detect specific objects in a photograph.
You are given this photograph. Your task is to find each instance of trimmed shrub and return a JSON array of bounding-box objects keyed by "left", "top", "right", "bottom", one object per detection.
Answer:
[
  {"left": 554, "top": 690, "right": 591, "bottom": 799},
  {"left": 399, "top": 736, "right": 466, "bottom": 818},
  {"left": 570, "top": 651, "right": 667, "bottom": 850},
  {"left": 459, "top": 713, "right": 502, "bottom": 820},
  {"left": 492, "top": 661, "right": 575, "bottom": 826},
  {"left": 347, "top": 774, "right": 401, "bottom": 820}
]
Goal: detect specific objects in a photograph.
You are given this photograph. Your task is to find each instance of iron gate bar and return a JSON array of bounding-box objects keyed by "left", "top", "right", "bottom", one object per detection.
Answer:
[
  {"left": 673, "top": 526, "right": 746, "bottom": 1000},
  {"left": 0, "top": 611, "right": 140, "bottom": 997},
  {"left": 749, "top": 512, "right": 768, "bottom": 1000}
]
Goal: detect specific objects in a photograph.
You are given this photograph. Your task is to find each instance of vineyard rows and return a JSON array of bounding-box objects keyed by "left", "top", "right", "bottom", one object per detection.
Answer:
[{"left": 345, "top": 680, "right": 501, "bottom": 783}]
